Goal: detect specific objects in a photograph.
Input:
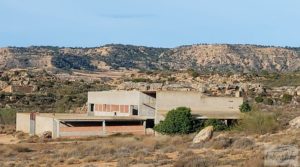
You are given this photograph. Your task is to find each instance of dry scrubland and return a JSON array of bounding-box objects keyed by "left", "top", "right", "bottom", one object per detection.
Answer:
[
  {"left": 0, "top": 133, "right": 265, "bottom": 167},
  {"left": 0, "top": 105, "right": 299, "bottom": 167}
]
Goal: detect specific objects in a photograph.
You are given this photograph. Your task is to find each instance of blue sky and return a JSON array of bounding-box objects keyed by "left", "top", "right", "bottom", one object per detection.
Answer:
[{"left": 0, "top": 0, "right": 300, "bottom": 48}]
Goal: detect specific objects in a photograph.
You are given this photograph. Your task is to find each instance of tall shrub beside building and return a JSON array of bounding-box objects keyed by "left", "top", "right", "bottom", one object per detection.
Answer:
[
  {"left": 154, "top": 107, "right": 194, "bottom": 134},
  {"left": 0, "top": 108, "right": 16, "bottom": 125}
]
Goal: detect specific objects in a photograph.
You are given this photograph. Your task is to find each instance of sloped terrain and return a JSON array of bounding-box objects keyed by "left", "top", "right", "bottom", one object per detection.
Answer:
[{"left": 0, "top": 44, "right": 299, "bottom": 73}]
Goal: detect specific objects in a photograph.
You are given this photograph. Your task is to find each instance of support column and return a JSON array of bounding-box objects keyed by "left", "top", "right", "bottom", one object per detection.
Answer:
[
  {"left": 102, "top": 120, "right": 106, "bottom": 135},
  {"left": 224, "top": 120, "right": 228, "bottom": 126},
  {"left": 143, "top": 120, "right": 146, "bottom": 135},
  {"left": 53, "top": 120, "right": 60, "bottom": 138}
]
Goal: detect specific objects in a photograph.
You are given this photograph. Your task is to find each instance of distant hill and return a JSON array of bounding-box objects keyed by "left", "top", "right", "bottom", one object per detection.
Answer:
[{"left": 0, "top": 44, "right": 299, "bottom": 73}]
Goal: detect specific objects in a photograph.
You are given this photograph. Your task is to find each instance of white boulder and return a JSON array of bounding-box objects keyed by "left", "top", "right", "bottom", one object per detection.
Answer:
[
  {"left": 192, "top": 126, "right": 214, "bottom": 144},
  {"left": 289, "top": 116, "right": 300, "bottom": 128}
]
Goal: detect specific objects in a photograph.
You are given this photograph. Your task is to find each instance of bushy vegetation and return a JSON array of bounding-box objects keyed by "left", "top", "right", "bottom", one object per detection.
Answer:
[
  {"left": 154, "top": 107, "right": 194, "bottom": 134},
  {"left": 187, "top": 68, "right": 199, "bottom": 78},
  {"left": 281, "top": 94, "right": 293, "bottom": 104},
  {"left": 0, "top": 108, "right": 16, "bottom": 125},
  {"left": 0, "top": 75, "right": 9, "bottom": 81},
  {"left": 130, "top": 78, "right": 152, "bottom": 83},
  {"left": 235, "top": 111, "right": 278, "bottom": 134},
  {"left": 260, "top": 72, "right": 300, "bottom": 87},
  {"left": 204, "top": 119, "right": 228, "bottom": 131},
  {"left": 52, "top": 55, "right": 96, "bottom": 71},
  {"left": 239, "top": 102, "right": 252, "bottom": 112},
  {"left": 254, "top": 96, "right": 264, "bottom": 103},
  {"left": 154, "top": 107, "right": 233, "bottom": 134}
]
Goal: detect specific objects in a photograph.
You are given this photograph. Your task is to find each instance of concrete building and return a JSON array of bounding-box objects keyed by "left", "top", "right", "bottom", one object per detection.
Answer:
[
  {"left": 155, "top": 91, "right": 243, "bottom": 123},
  {"left": 16, "top": 90, "right": 243, "bottom": 138}
]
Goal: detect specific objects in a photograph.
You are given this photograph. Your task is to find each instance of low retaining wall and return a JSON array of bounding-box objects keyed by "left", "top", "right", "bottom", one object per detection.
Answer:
[{"left": 106, "top": 125, "right": 145, "bottom": 135}]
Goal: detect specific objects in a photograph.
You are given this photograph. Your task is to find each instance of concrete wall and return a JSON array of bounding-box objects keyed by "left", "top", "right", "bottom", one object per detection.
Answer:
[
  {"left": 139, "top": 92, "right": 155, "bottom": 118},
  {"left": 88, "top": 90, "right": 155, "bottom": 118},
  {"left": 35, "top": 115, "right": 54, "bottom": 136},
  {"left": 155, "top": 91, "right": 243, "bottom": 123},
  {"left": 106, "top": 125, "right": 145, "bottom": 135},
  {"left": 88, "top": 91, "right": 140, "bottom": 116},
  {"left": 16, "top": 113, "right": 31, "bottom": 133},
  {"left": 88, "top": 90, "right": 140, "bottom": 106},
  {"left": 59, "top": 126, "right": 103, "bottom": 137}
]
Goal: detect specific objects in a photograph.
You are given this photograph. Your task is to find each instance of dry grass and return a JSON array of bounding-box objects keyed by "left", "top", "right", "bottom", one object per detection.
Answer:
[
  {"left": 0, "top": 134, "right": 218, "bottom": 166},
  {"left": 0, "top": 115, "right": 299, "bottom": 167}
]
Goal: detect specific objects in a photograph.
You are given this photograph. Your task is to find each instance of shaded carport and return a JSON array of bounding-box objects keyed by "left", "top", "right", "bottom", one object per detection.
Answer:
[{"left": 53, "top": 115, "right": 150, "bottom": 138}]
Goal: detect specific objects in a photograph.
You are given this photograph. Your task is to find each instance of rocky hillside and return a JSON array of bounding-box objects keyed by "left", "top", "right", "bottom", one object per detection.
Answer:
[{"left": 0, "top": 44, "right": 299, "bottom": 73}]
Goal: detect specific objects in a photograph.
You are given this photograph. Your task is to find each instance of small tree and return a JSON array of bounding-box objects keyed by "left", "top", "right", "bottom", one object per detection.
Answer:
[
  {"left": 239, "top": 101, "right": 251, "bottom": 112},
  {"left": 255, "top": 96, "right": 264, "bottom": 103},
  {"left": 154, "top": 107, "right": 193, "bottom": 134}
]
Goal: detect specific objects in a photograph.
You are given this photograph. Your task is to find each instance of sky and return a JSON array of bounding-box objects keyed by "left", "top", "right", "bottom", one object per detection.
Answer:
[{"left": 0, "top": 0, "right": 300, "bottom": 48}]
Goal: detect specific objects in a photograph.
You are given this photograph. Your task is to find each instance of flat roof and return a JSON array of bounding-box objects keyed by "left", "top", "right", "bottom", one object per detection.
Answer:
[
  {"left": 17, "top": 113, "right": 150, "bottom": 121},
  {"left": 157, "top": 110, "right": 242, "bottom": 119}
]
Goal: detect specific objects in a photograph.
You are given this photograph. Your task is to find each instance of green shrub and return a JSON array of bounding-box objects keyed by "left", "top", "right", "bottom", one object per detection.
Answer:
[
  {"left": 131, "top": 78, "right": 152, "bottom": 83},
  {"left": 204, "top": 119, "right": 228, "bottom": 131},
  {"left": 282, "top": 94, "right": 293, "bottom": 104},
  {"left": 254, "top": 96, "right": 264, "bottom": 103},
  {"left": 0, "top": 75, "right": 9, "bottom": 81},
  {"left": 239, "top": 102, "right": 252, "bottom": 112},
  {"left": 187, "top": 69, "right": 199, "bottom": 78},
  {"left": 0, "top": 108, "right": 16, "bottom": 125},
  {"left": 154, "top": 107, "right": 194, "bottom": 134},
  {"left": 235, "top": 111, "right": 278, "bottom": 134}
]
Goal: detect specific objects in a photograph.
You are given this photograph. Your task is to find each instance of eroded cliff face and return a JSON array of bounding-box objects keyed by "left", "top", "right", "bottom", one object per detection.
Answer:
[
  {"left": 158, "top": 45, "right": 300, "bottom": 72},
  {"left": 0, "top": 44, "right": 299, "bottom": 73}
]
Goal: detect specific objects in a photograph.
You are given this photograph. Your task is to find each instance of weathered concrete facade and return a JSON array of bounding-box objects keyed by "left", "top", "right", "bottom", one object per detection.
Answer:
[
  {"left": 16, "top": 113, "right": 31, "bottom": 133},
  {"left": 155, "top": 91, "right": 243, "bottom": 123},
  {"left": 87, "top": 90, "right": 155, "bottom": 118},
  {"left": 16, "top": 90, "right": 244, "bottom": 138}
]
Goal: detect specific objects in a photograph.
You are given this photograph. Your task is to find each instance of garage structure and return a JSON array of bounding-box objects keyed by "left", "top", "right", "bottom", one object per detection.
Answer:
[{"left": 16, "top": 113, "right": 149, "bottom": 138}]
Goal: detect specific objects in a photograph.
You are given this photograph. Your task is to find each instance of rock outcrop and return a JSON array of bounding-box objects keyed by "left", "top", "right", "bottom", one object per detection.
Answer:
[
  {"left": 289, "top": 116, "right": 300, "bottom": 129},
  {"left": 0, "top": 44, "right": 300, "bottom": 73},
  {"left": 192, "top": 126, "right": 214, "bottom": 144}
]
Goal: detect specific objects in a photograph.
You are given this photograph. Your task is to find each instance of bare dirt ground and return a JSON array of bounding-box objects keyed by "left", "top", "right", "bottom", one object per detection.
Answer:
[
  {"left": 1, "top": 130, "right": 298, "bottom": 167},
  {"left": 0, "top": 134, "right": 19, "bottom": 144},
  {"left": 0, "top": 106, "right": 299, "bottom": 167},
  {"left": 0, "top": 125, "right": 299, "bottom": 167}
]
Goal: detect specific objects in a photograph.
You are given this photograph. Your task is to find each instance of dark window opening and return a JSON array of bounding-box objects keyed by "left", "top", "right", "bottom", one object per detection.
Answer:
[
  {"left": 90, "top": 103, "right": 94, "bottom": 112},
  {"left": 106, "top": 121, "right": 142, "bottom": 126},
  {"left": 132, "top": 109, "right": 138, "bottom": 115},
  {"left": 142, "top": 91, "right": 156, "bottom": 98},
  {"left": 146, "top": 119, "right": 154, "bottom": 128},
  {"left": 131, "top": 105, "right": 139, "bottom": 115}
]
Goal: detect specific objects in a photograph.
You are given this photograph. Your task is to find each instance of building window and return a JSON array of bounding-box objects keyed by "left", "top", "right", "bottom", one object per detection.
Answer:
[
  {"left": 131, "top": 105, "right": 138, "bottom": 115},
  {"left": 90, "top": 104, "right": 94, "bottom": 112}
]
